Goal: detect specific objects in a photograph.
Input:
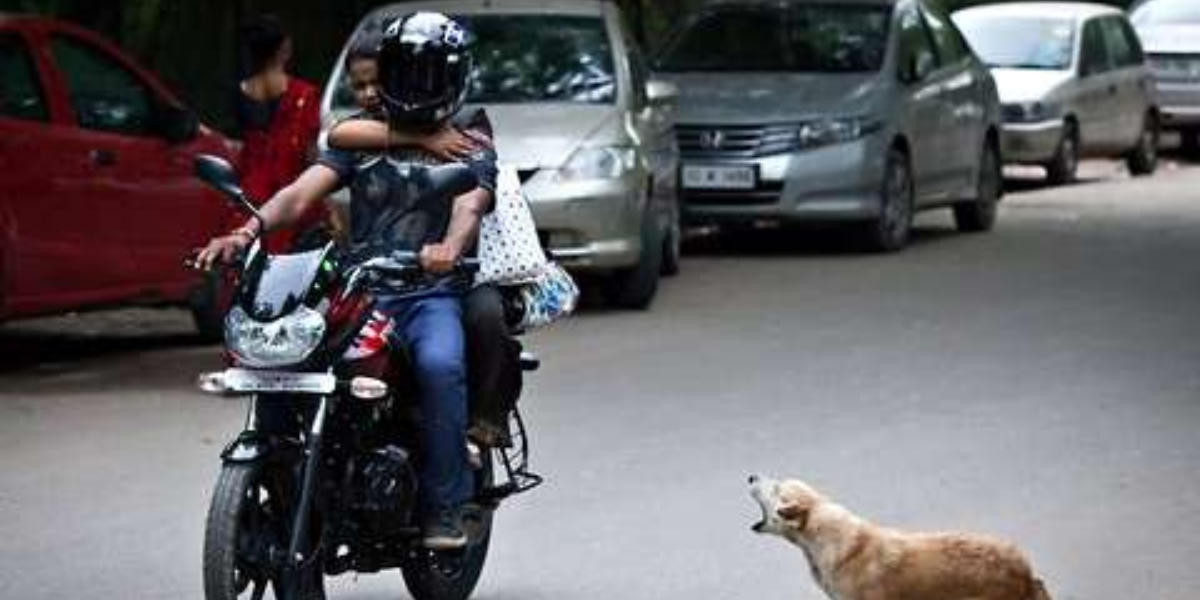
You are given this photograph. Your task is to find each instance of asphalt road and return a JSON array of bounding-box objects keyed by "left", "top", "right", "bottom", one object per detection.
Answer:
[{"left": 2, "top": 158, "right": 1199, "bottom": 600}]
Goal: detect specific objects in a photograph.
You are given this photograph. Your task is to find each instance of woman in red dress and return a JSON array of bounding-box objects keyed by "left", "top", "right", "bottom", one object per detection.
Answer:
[{"left": 234, "top": 14, "right": 324, "bottom": 252}]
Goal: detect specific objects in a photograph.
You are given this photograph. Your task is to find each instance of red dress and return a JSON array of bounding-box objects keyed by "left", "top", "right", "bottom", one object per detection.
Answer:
[{"left": 238, "top": 77, "right": 325, "bottom": 252}]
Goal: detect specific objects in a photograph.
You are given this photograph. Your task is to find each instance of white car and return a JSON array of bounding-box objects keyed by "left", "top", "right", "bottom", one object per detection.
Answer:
[
  {"left": 955, "top": 2, "right": 1160, "bottom": 183},
  {"left": 1132, "top": 0, "right": 1200, "bottom": 153}
]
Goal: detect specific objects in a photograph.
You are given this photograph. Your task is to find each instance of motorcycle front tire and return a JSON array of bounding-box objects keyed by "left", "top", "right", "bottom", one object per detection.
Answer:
[{"left": 203, "top": 462, "right": 326, "bottom": 600}]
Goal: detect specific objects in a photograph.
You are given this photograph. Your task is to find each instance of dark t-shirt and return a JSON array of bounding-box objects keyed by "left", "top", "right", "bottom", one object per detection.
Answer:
[{"left": 318, "top": 108, "right": 499, "bottom": 293}]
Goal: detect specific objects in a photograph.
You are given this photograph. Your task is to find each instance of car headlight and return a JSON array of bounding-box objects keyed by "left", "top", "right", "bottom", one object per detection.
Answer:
[
  {"left": 556, "top": 146, "right": 637, "bottom": 182},
  {"left": 1003, "top": 102, "right": 1061, "bottom": 123},
  {"left": 225, "top": 305, "right": 326, "bottom": 368},
  {"left": 795, "top": 118, "right": 881, "bottom": 150}
]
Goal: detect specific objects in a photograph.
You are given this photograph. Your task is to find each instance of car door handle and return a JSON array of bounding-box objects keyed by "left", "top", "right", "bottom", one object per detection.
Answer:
[{"left": 89, "top": 149, "right": 117, "bottom": 167}]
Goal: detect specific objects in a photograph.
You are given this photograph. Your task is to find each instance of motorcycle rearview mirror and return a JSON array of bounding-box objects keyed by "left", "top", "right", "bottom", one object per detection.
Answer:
[{"left": 194, "top": 154, "right": 266, "bottom": 230}]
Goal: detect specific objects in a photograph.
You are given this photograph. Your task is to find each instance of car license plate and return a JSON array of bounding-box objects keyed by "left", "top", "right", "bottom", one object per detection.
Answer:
[
  {"left": 682, "top": 164, "right": 757, "bottom": 190},
  {"left": 222, "top": 369, "right": 337, "bottom": 394}
]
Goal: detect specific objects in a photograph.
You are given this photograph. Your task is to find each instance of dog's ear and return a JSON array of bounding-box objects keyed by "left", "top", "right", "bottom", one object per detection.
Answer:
[{"left": 777, "top": 502, "right": 810, "bottom": 531}]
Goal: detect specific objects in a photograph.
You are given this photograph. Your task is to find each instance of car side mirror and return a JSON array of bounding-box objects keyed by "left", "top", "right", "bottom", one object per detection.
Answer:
[
  {"left": 646, "top": 79, "right": 680, "bottom": 107},
  {"left": 1078, "top": 58, "right": 1096, "bottom": 78},
  {"left": 157, "top": 103, "right": 199, "bottom": 144},
  {"left": 900, "top": 52, "right": 935, "bottom": 85}
]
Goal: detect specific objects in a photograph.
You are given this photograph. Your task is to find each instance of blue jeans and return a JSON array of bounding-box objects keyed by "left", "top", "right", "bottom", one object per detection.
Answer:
[{"left": 377, "top": 292, "right": 472, "bottom": 516}]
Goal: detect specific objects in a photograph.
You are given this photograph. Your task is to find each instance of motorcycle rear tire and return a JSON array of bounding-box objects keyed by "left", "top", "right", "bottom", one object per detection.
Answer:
[{"left": 400, "top": 455, "right": 494, "bottom": 600}]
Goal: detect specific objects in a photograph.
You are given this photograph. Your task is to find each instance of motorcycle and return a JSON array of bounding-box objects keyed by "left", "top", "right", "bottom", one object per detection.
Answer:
[{"left": 191, "top": 154, "right": 541, "bottom": 600}]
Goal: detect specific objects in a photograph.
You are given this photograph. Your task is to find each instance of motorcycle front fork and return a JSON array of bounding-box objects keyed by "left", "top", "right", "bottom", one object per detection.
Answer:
[{"left": 247, "top": 395, "right": 329, "bottom": 600}]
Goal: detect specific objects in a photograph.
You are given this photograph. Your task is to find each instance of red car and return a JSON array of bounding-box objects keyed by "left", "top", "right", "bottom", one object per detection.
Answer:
[{"left": 0, "top": 15, "right": 236, "bottom": 336}]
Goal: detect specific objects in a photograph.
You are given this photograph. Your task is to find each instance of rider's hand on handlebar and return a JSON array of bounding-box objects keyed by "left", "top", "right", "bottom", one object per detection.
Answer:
[
  {"left": 419, "top": 242, "right": 461, "bottom": 275},
  {"left": 194, "top": 232, "right": 252, "bottom": 271}
]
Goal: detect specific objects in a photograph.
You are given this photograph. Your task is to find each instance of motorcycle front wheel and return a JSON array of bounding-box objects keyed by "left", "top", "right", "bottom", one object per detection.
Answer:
[
  {"left": 203, "top": 462, "right": 326, "bottom": 600},
  {"left": 400, "top": 454, "right": 495, "bottom": 600}
]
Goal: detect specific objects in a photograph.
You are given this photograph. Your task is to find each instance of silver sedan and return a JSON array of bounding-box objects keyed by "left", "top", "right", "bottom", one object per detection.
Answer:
[{"left": 656, "top": 0, "right": 1004, "bottom": 252}]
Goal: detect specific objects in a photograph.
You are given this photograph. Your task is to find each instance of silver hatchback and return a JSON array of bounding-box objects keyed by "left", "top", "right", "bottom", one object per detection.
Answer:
[
  {"left": 323, "top": 1, "right": 680, "bottom": 309},
  {"left": 655, "top": 0, "right": 1003, "bottom": 251},
  {"left": 955, "top": 3, "right": 1161, "bottom": 184}
]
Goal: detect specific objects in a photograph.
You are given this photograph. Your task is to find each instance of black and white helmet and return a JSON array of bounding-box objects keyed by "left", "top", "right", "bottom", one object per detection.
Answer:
[{"left": 378, "top": 12, "right": 473, "bottom": 125}]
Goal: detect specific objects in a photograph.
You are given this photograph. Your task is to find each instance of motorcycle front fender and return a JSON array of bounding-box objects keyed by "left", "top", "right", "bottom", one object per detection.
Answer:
[{"left": 220, "top": 431, "right": 302, "bottom": 466}]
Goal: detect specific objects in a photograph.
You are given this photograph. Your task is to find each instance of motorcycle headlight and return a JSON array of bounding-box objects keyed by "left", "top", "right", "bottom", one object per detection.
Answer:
[
  {"left": 225, "top": 306, "right": 326, "bottom": 368},
  {"left": 795, "top": 117, "right": 881, "bottom": 150},
  {"left": 556, "top": 146, "right": 637, "bottom": 182}
]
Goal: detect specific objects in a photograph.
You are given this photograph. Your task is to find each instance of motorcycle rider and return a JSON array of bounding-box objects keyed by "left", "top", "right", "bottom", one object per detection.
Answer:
[
  {"left": 328, "top": 34, "right": 520, "bottom": 448},
  {"left": 196, "top": 12, "right": 495, "bottom": 550}
]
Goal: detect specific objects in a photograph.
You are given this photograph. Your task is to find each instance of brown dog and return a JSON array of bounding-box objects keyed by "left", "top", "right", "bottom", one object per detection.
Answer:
[{"left": 749, "top": 476, "right": 1052, "bottom": 600}]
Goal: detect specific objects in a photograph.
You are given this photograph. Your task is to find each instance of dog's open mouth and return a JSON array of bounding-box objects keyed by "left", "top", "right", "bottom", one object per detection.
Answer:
[{"left": 750, "top": 497, "right": 770, "bottom": 533}]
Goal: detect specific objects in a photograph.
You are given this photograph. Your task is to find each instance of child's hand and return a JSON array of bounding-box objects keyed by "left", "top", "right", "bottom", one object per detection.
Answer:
[{"left": 421, "top": 126, "right": 488, "bottom": 161}]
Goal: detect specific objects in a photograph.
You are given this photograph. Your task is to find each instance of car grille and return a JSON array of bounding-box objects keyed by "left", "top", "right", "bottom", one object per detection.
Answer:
[
  {"left": 676, "top": 124, "right": 798, "bottom": 159},
  {"left": 1147, "top": 53, "right": 1200, "bottom": 82},
  {"left": 683, "top": 181, "right": 785, "bottom": 207},
  {"left": 1001, "top": 104, "right": 1026, "bottom": 122}
]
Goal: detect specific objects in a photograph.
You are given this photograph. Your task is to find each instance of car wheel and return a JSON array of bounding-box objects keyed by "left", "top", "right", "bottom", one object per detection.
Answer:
[
  {"left": 603, "top": 213, "right": 662, "bottom": 309},
  {"left": 954, "top": 141, "right": 1000, "bottom": 233},
  {"left": 862, "top": 147, "right": 914, "bottom": 253},
  {"left": 189, "top": 271, "right": 225, "bottom": 342},
  {"left": 1126, "top": 112, "right": 1159, "bottom": 176},
  {"left": 1046, "top": 122, "right": 1079, "bottom": 185},
  {"left": 660, "top": 209, "right": 682, "bottom": 277}
]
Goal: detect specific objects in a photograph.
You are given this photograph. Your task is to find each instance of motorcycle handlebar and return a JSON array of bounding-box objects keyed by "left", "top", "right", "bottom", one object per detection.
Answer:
[{"left": 359, "top": 251, "right": 481, "bottom": 278}]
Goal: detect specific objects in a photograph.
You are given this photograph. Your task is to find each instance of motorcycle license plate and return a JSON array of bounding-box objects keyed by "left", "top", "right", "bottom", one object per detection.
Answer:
[{"left": 222, "top": 369, "right": 337, "bottom": 394}]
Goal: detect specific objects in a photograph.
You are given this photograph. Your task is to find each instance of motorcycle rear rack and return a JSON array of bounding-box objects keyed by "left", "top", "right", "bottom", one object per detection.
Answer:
[{"left": 481, "top": 408, "right": 543, "bottom": 503}]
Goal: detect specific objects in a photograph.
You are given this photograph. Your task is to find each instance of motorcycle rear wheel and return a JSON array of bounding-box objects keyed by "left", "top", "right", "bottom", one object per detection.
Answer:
[
  {"left": 400, "top": 454, "right": 495, "bottom": 600},
  {"left": 203, "top": 463, "right": 325, "bottom": 600}
]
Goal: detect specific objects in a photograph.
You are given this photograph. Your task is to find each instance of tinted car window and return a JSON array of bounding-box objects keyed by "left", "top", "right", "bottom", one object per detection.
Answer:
[
  {"left": 460, "top": 15, "right": 616, "bottom": 104},
  {"left": 659, "top": 4, "right": 891, "bottom": 73},
  {"left": 0, "top": 34, "right": 49, "bottom": 122},
  {"left": 956, "top": 16, "right": 1075, "bottom": 70},
  {"left": 624, "top": 27, "right": 650, "bottom": 108},
  {"left": 1080, "top": 20, "right": 1112, "bottom": 75},
  {"left": 897, "top": 7, "right": 938, "bottom": 80},
  {"left": 920, "top": 6, "right": 969, "bottom": 65},
  {"left": 1101, "top": 18, "right": 1143, "bottom": 68},
  {"left": 51, "top": 36, "right": 154, "bottom": 135}
]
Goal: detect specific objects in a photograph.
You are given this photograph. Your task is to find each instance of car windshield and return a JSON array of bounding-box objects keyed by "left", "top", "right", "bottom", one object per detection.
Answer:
[
  {"left": 656, "top": 4, "right": 892, "bottom": 73},
  {"left": 957, "top": 16, "right": 1076, "bottom": 70},
  {"left": 459, "top": 14, "right": 615, "bottom": 104},
  {"left": 1133, "top": 0, "right": 1200, "bottom": 26},
  {"left": 332, "top": 14, "right": 614, "bottom": 109}
]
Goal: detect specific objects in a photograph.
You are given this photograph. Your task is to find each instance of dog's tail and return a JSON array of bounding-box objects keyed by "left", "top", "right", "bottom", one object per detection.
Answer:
[{"left": 1029, "top": 578, "right": 1053, "bottom": 600}]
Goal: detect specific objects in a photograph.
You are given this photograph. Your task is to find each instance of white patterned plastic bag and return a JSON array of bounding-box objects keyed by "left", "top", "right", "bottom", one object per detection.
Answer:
[
  {"left": 477, "top": 166, "right": 547, "bottom": 284},
  {"left": 515, "top": 262, "right": 579, "bottom": 329}
]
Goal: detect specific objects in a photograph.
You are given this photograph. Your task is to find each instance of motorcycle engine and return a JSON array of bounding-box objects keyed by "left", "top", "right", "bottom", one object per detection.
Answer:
[{"left": 353, "top": 445, "right": 417, "bottom": 535}]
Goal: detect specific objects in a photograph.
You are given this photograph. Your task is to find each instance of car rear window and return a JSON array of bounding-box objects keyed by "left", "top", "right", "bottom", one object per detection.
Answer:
[
  {"left": 956, "top": 15, "right": 1076, "bottom": 70},
  {"left": 0, "top": 34, "right": 50, "bottom": 122},
  {"left": 657, "top": 4, "right": 892, "bottom": 73}
]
